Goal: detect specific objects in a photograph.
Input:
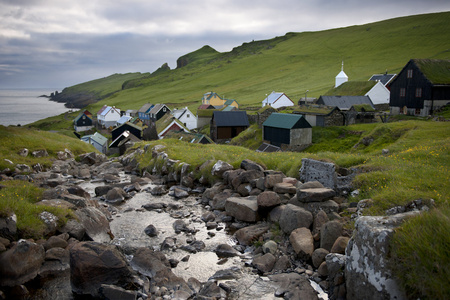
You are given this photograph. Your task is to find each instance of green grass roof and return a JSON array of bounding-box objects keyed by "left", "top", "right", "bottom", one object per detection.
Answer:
[
  {"left": 325, "top": 81, "right": 376, "bottom": 96},
  {"left": 414, "top": 59, "right": 450, "bottom": 85}
]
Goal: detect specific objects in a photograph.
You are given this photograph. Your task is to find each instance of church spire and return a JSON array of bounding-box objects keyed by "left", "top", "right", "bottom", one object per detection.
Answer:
[{"left": 335, "top": 60, "right": 348, "bottom": 88}]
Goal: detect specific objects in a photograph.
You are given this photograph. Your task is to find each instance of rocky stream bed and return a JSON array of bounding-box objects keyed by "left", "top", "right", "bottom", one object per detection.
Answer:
[{"left": 0, "top": 146, "right": 432, "bottom": 299}]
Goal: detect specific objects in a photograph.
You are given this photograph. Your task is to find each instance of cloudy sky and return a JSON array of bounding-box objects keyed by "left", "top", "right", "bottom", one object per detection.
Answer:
[{"left": 1, "top": 0, "right": 449, "bottom": 89}]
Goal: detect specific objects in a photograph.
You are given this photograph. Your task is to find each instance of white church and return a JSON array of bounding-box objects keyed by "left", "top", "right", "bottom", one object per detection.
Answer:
[{"left": 334, "top": 61, "right": 390, "bottom": 104}]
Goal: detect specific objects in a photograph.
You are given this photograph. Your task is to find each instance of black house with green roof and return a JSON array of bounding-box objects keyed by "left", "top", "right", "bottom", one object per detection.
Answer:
[
  {"left": 262, "top": 113, "right": 312, "bottom": 148},
  {"left": 388, "top": 59, "right": 450, "bottom": 116}
]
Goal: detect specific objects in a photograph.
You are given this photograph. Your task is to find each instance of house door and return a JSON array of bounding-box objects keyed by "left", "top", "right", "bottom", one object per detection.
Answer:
[{"left": 231, "top": 127, "right": 237, "bottom": 137}]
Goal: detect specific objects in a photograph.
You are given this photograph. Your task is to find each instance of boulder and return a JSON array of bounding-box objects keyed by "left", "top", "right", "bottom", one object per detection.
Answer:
[
  {"left": 75, "top": 207, "right": 112, "bottom": 243},
  {"left": 326, "top": 253, "right": 346, "bottom": 300},
  {"left": 345, "top": 212, "right": 418, "bottom": 300},
  {"left": 235, "top": 224, "right": 270, "bottom": 246},
  {"left": 269, "top": 273, "right": 319, "bottom": 300},
  {"left": 130, "top": 247, "right": 190, "bottom": 293},
  {"left": 297, "top": 188, "right": 336, "bottom": 203},
  {"left": 264, "top": 173, "right": 284, "bottom": 189},
  {"left": 100, "top": 285, "right": 137, "bottom": 300},
  {"left": 240, "top": 159, "right": 265, "bottom": 172},
  {"left": 289, "top": 227, "right": 314, "bottom": 260},
  {"left": 0, "top": 213, "right": 17, "bottom": 240},
  {"left": 39, "top": 247, "right": 70, "bottom": 278},
  {"left": 273, "top": 182, "right": 297, "bottom": 194},
  {"left": 39, "top": 211, "right": 59, "bottom": 236},
  {"left": 171, "top": 187, "right": 189, "bottom": 199},
  {"left": 273, "top": 255, "right": 292, "bottom": 272},
  {"left": 215, "top": 244, "right": 240, "bottom": 258},
  {"left": 105, "top": 187, "right": 128, "bottom": 205},
  {"left": 320, "top": 221, "right": 343, "bottom": 251},
  {"left": 0, "top": 240, "right": 45, "bottom": 286},
  {"left": 312, "top": 210, "right": 329, "bottom": 235},
  {"left": 211, "top": 160, "right": 234, "bottom": 177},
  {"left": 44, "top": 235, "right": 68, "bottom": 250},
  {"left": 32, "top": 149, "right": 49, "bottom": 158},
  {"left": 257, "top": 191, "right": 281, "bottom": 208},
  {"left": 231, "top": 170, "right": 264, "bottom": 190},
  {"left": 144, "top": 224, "right": 159, "bottom": 237},
  {"left": 18, "top": 148, "right": 29, "bottom": 157},
  {"left": 70, "top": 242, "right": 136, "bottom": 298},
  {"left": 330, "top": 236, "right": 350, "bottom": 254},
  {"left": 61, "top": 219, "right": 86, "bottom": 241},
  {"left": 318, "top": 261, "right": 328, "bottom": 277},
  {"left": 209, "top": 189, "right": 233, "bottom": 210},
  {"left": 279, "top": 204, "right": 313, "bottom": 235},
  {"left": 262, "top": 240, "right": 278, "bottom": 255},
  {"left": 225, "top": 197, "right": 259, "bottom": 222},
  {"left": 252, "top": 253, "right": 276, "bottom": 273},
  {"left": 312, "top": 248, "right": 329, "bottom": 269},
  {"left": 299, "top": 158, "right": 337, "bottom": 189},
  {"left": 299, "top": 181, "right": 324, "bottom": 189}
]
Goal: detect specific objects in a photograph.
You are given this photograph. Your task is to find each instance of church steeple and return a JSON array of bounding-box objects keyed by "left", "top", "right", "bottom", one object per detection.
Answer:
[{"left": 335, "top": 60, "right": 348, "bottom": 88}]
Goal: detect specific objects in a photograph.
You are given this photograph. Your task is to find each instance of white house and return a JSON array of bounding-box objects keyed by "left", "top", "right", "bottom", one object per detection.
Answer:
[
  {"left": 365, "top": 80, "right": 390, "bottom": 104},
  {"left": 172, "top": 107, "right": 197, "bottom": 130},
  {"left": 262, "top": 92, "right": 294, "bottom": 109},
  {"left": 335, "top": 61, "right": 348, "bottom": 88},
  {"left": 97, "top": 105, "right": 121, "bottom": 128}
]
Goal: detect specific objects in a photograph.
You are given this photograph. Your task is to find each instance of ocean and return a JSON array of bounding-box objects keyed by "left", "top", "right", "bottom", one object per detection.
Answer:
[{"left": 0, "top": 89, "right": 76, "bottom": 126}]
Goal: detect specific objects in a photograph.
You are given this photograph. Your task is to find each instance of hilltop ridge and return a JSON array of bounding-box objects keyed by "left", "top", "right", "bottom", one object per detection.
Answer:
[{"left": 51, "top": 11, "right": 450, "bottom": 111}]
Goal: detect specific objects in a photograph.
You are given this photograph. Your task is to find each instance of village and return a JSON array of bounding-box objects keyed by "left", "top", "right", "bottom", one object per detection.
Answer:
[{"left": 73, "top": 59, "right": 450, "bottom": 155}]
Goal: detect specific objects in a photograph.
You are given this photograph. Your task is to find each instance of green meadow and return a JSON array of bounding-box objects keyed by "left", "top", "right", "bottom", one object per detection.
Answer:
[{"left": 51, "top": 11, "right": 450, "bottom": 116}]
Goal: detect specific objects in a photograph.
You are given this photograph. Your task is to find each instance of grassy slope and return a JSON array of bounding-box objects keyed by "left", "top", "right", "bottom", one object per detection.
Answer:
[
  {"left": 76, "top": 12, "right": 450, "bottom": 115},
  {"left": 0, "top": 126, "right": 96, "bottom": 170}
]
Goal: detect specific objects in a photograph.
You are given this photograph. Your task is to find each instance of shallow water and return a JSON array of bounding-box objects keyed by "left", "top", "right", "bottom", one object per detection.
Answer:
[{"left": 78, "top": 175, "right": 327, "bottom": 299}]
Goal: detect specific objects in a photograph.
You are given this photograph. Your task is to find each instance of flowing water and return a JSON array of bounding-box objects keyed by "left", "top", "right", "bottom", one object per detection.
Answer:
[{"left": 78, "top": 174, "right": 327, "bottom": 299}]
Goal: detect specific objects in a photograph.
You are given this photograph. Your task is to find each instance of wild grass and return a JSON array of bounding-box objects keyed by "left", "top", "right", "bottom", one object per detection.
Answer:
[
  {"left": 229, "top": 124, "right": 262, "bottom": 150},
  {"left": 0, "top": 180, "right": 74, "bottom": 239},
  {"left": 0, "top": 126, "right": 96, "bottom": 170},
  {"left": 390, "top": 206, "right": 450, "bottom": 299}
]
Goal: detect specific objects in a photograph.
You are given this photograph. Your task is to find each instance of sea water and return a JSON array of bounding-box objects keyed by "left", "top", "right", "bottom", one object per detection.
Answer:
[{"left": 0, "top": 89, "right": 76, "bottom": 126}]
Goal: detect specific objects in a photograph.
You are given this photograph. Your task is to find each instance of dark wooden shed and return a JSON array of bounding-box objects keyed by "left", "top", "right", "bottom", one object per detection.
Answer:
[
  {"left": 210, "top": 111, "right": 249, "bottom": 142},
  {"left": 262, "top": 113, "right": 312, "bottom": 147}
]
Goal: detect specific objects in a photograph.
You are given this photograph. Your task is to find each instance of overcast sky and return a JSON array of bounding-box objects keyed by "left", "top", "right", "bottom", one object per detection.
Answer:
[{"left": 1, "top": 0, "right": 449, "bottom": 89}]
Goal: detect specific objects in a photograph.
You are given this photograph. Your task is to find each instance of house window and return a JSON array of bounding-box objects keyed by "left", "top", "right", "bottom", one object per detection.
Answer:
[
  {"left": 415, "top": 88, "right": 422, "bottom": 97},
  {"left": 407, "top": 69, "right": 413, "bottom": 78},
  {"left": 187, "top": 114, "right": 190, "bottom": 118},
  {"left": 400, "top": 88, "right": 406, "bottom": 97}
]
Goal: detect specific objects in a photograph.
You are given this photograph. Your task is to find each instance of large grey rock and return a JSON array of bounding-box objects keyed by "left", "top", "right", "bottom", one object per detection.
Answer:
[
  {"left": 257, "top": 191, "right": 281, "bottom": 208},
  {"left": 297, "top": 188, "right": 336, "bottom": 203},
  {"left": 0, "top": 240, "right": 45, "bottom": 286},
  {"left": 252, "top": 253, "right": 276, "bottom": 273},
  {"left": 215, "top": 244, "right": 240, "bottom": 258},
  {"left": 279, "top": 204, "right": 313, "bottom": 235},
  {"left": 0, "top": 213, "right": 17, "bottom": 240},
  {"left": 130, "top": 247, "right": 190, "bottom": 293},
  {"left": 225, "top": 197, "right": 259, "bottom": 222},
  {"left": 299, "top": 158, "right": 337, "bottom": 189},
  {"left": 264, "top": 173, "right": 284, "bottom": 189},
  {"left": 320, "top": 221, "right": 343, "bottom": 251},
  {"left": 326, "top": 253, "right": 346, "bottom": 294},
  {"left": 211, "top": 160, "right": 234, "bottom": 177},
  {"left": 312, "top": 248, "right": 329, "bottom": 268},
  {"left": 235, "top": 224, "right": 270, "bottom": 246},
  {"left": 273, "top": 182, "right": 297, "bottom": 194},
  {"left": 289, "top": 227, "right": 314, "bottom": 260},
  {"left": 345, "top": 212, "right": 419, "bottom": 300},
  {"left": 75, "top": 207, "right": 112, "bottom": 243},
  {"left": 269, "top": 273, "right": 319, "bottom": 300},
  {"left": 209, "top": 189, "right": 233, "bottom": 210},
  {"left": 105, "top": 187, "right": 128, "bottom": 204},
  {"left": 70, "top": 242, "right": 136, "bottom": 298},
  {"left": 240, "top": 159, "right": 265, "bottom": 171}
]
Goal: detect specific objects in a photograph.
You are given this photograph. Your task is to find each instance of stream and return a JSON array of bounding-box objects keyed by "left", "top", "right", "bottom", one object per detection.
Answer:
[{"left": 78, "top": 173, "right": 327, "bottom": 299}]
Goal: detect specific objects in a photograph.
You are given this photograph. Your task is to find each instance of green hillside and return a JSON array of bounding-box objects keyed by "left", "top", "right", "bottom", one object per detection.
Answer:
[{"left": 56, "top": 11, "right": 450, "bottom": 114}]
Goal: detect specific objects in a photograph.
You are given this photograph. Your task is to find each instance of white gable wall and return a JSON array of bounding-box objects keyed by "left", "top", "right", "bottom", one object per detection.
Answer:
[
  {"left": 272, "top": 95, "right": 294, "bottom": 108},
  {"left": 365, "top": 81, "right": 390, "bottom": 104},
  {"left": 174, "top": 108, "right": 198, "bottom": 130}
]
